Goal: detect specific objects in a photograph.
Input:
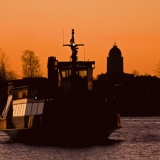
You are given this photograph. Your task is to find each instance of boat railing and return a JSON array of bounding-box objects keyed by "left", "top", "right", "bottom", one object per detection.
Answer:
[{"left": 1, "top": 95, "right": 12, "bottom": 119}]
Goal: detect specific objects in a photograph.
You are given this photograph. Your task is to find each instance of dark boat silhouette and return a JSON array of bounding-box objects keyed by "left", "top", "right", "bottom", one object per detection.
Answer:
[{"left": 0, "top": 29, "right": 121, "bottom": 145}]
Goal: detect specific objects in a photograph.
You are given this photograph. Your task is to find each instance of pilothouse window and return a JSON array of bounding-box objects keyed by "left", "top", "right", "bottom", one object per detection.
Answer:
[
  {"left": 60, "top": 69, "right": 72, "bottom": 78},
  {"left": 61, "top": 70, "right": 66, "bottom": 78},
  {"left": 59, "top": 68, "right": 92, "bottom": 81},
  {"left": 79, "top": 70, "right": 87, "bottom": 78}
]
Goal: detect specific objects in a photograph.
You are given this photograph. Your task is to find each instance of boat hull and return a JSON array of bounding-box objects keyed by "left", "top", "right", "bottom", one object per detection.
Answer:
[{"left": 2, "top": 126, "right": 120, "bottom": 146}]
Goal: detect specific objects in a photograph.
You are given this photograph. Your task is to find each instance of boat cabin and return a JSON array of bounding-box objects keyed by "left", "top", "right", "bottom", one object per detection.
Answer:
[{"left": 48, "top": 57, "right": 95, "bottom": 92}]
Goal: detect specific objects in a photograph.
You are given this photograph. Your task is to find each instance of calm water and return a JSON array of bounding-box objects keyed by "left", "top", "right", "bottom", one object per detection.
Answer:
[{"left": 0, "top": 117, "right": 160, "bottom": 160}]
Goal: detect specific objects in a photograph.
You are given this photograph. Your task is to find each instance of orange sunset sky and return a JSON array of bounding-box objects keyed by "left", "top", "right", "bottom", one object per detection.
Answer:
[{"left": 0, "top": 0, "right": 160, "bottom": 78}]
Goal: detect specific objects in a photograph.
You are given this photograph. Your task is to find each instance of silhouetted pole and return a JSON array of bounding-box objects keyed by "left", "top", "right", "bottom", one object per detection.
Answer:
[{"left": 63, "top": 29, "right": 84, "bottom": 89}]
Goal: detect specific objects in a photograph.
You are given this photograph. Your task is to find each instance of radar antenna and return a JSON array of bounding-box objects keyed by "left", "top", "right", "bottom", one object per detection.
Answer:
[{"left": 63, "top": 29, "right": 84, "bottom": 63}]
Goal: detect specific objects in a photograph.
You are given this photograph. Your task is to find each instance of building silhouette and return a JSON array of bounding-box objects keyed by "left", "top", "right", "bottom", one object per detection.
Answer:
[
  {"left": 95, "top": 43, "right": 160, "bottom": 117},
  {"left": 107, "top": 43, "right": 123, "bottom": 73},
  {"left": 97, "top": 43, "right": 133, "bottom": 85}
]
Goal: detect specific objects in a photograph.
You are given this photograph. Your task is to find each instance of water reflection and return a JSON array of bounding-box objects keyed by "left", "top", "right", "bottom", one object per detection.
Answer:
[{"left": 0, "top": 117, "right": 160, "bottom": 160}]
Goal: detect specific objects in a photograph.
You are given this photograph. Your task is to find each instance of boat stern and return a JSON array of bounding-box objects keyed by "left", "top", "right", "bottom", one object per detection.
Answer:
[{"left": 0, "top": 118, "right": 6, "bottom": 130}]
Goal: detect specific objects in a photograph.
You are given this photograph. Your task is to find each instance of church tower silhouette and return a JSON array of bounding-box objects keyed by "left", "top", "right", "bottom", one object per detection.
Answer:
[{"left": 107, "top": 43, "right": 123, "bottom": 73}]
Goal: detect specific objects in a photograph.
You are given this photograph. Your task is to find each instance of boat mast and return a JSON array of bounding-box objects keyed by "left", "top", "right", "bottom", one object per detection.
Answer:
[{"left": 63, "top": 29, "right": 84, "bottom": 74}]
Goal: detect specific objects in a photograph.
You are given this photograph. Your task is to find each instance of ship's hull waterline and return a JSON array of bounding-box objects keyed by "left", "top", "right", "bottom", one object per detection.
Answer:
[
  {"left": 3, "top": 126, "right": 120, "bottom": 145},
  {"left": 0, "top": 95, "right": 121, "bottom": 145}
]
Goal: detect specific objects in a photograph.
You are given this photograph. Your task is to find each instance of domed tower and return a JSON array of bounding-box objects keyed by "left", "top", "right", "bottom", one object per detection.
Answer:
[{"left": 107, "top": 43, "right": 123, "bottom": 73}]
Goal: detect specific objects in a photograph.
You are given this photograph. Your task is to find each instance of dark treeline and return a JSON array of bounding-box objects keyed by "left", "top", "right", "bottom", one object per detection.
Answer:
[
  {"left": 1, "top": 73, "right": 160, "bottom": 117},
  {"left": 0, "top": 79, "right": 8, "bottom": 115},
  {"left": 93, "top": 75, "right": 160, "bottom": 116},
  {"left": 0, "top": 48, "right": 42, "bottom": 81}
]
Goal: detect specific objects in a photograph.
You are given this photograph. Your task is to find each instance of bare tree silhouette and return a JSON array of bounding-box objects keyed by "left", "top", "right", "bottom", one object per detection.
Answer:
[
  {"left": 132, "top": 69, "right": 140, "bottom": 77},
  {"left": 154, "top": 60, "right": 160, "bottom": 77},
  {"left": 0, "top": 48, "right": 17, "bottom": 81},
  {"left": 21, "top": 50, "right": 42, "bottom": 78}
]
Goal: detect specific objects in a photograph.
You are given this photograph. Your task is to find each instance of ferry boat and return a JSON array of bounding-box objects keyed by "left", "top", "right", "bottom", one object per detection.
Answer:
[{"left": 0, "top": 29, "right": 121, "bottom": 145}]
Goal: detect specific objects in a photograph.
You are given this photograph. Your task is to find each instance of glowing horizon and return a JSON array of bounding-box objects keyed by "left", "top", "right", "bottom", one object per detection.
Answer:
[{"left": 1, "top": 1, "right": 160, "bottom": 78}]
